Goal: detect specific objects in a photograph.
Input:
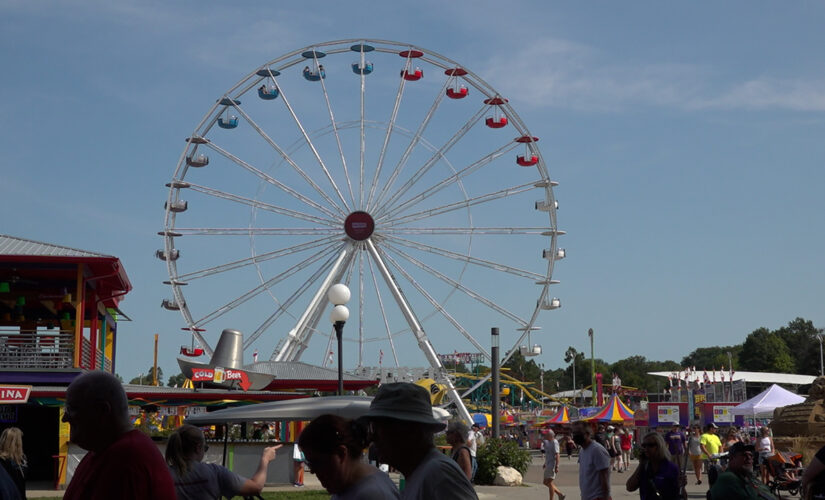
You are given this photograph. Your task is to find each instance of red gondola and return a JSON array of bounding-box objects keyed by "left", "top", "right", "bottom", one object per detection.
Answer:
[
  {"left": 484, "top": 97, "right": 509, "bottom": 129},
  {"left": 515, "top": 135, "right": 540, "bottom": 165},
  {"left": 446, "top": 87, "right": 468, "bottom": 99},
  {"left": 401, "top": 67, "right": 423, "bottom": 81},
  {"left": 517, "top": 155, "right": 538, "bottom": 166},
  {"left": 180, "top": 346, "right": 204, "bottom": 357}
]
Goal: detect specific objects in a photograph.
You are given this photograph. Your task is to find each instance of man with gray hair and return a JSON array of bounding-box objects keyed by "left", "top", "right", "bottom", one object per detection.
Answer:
[
  {"left": 543, "top": 429, "right": 566, "bottom": 500},
  {"left": 62, "top": 371, "right": 175, "bottom": 500}
]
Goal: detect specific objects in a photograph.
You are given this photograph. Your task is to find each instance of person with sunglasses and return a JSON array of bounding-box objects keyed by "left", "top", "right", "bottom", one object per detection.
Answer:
[
  {"left": 709, "top": 441, "right": 777, "bottom": 500},
  {"left": 626, "top": 432, "right": 680, "bottom": 500}
]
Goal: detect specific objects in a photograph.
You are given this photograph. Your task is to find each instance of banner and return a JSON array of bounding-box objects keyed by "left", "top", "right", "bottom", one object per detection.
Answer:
[
  {"left": 657, "top": 405, "right": 681, "bottom": 424},
  {"left": 713, "top": 405, "right": 734, "bottom": 423}
]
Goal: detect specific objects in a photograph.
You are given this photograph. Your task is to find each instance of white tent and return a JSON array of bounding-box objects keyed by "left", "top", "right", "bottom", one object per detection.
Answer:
[{"left": 731, "top": 384, "right": 805, "bottom": 419}]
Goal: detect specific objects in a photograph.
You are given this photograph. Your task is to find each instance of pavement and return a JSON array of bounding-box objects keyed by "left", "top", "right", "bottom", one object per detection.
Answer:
[{"left": 26, "top": 452, "right": 794, "bottom": 499}]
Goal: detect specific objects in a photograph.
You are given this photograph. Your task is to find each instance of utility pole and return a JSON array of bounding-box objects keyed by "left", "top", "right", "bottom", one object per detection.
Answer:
[
  {"left": 589, "top": 328, "right": 596, "bottom": 406},
  {"left": 491, "top": 328, "right": 500, "bottom": 439}
]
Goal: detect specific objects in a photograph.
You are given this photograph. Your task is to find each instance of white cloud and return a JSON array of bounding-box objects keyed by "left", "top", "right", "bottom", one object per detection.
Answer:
[{"left": 481, "top": 37, "right": 825, "bottom": 113}]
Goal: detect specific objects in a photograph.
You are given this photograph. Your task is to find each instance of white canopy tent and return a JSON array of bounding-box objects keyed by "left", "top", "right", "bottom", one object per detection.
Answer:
[{"left": 731, "top": 384, "right": 805, "bottom": 419}]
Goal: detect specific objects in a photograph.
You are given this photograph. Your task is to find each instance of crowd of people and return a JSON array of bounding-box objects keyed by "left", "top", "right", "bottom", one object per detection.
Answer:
[{"left": 10, "top": 373, "right": 825, "bottom": 500}]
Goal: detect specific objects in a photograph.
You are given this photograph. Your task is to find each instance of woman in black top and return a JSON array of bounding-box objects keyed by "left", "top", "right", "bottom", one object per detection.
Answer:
[{"left": 0, "top": 427, "right": 27, "bottom": 500}]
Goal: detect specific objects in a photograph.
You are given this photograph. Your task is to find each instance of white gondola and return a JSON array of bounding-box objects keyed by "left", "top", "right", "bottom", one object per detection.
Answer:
[
  {"left": 155, "top": 249, "right": 179, "bottom": 261},
  {"left": 539, "top": 297, "right": 561, "bottom": 310},
  {"left": 186, "top": 153, "right": 209, "bottom": 167},
  {"left": 162, "top": 298, "right": 184, "bottom": 310},
  {"left": 165, "top": 200, "right": 188, "bottom": 213}
]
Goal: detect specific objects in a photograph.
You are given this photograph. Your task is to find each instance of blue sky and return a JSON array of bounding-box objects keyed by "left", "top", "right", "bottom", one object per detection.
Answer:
[{"left": 1, "top": 1, "right": 823, "bottom": 383}]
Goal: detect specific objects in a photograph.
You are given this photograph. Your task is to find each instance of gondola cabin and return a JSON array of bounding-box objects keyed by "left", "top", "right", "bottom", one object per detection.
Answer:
[
  {"left": 218, "top": 115, "right": 239, "bottom": 129},
  {"left": 446, "top": 86, "right": 469, "bottom": 99},
  {"left": 185, "top": 153, "right": 209, "bottom": 167},
  {"left": 180, "top": 346, "right": 204, "bottom": 357},
  {"left": 401, "top": 67, "right": 423, "bottom": 81},
  {"left": 485, "top": 116, "right": 508, "bottom": 128},
  {"left": 257, "top": 84, "right": 279, "bottom": 100},
  {"left": 517, "top": 154, "right": 538, "bottom": 166},
  {"left": 303, "top": 66, "right": 326, "bottom": 81},
  {"left": 352, "top": 62, "right": 374, "bottom": 75}
]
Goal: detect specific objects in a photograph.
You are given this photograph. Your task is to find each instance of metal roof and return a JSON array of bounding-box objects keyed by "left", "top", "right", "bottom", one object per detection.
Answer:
[
  {"left": 0, "top": 234, "right": 113, "bottom": 258},
  {"left": 647, "top": 371, "right": 816, "bottom": 386},
  {"left": 248, "top": 361, "right": 374, "bottom": 381}
]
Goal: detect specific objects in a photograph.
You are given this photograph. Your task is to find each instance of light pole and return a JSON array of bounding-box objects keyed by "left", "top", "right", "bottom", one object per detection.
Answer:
[
  {"left": 328, "top": 283, "right": 351, "bottom": 396},
  {"left": 491, "top": 327, "right": 500, "bottom": 440},
  {"left": 817, "top": 332, "right": 824, "bottom": 376},
  {"left": 589, "top": 328, "right": 596, "bottom": 406}
]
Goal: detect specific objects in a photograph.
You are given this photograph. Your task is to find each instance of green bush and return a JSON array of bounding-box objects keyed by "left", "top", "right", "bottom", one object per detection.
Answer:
[{"left": 474, "top": 437, "right": 532, "bottom": 485}]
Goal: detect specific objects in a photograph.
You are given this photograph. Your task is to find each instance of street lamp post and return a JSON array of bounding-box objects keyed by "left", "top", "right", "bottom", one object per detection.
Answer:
[
  {"left": 328, "top": 284, "right": 351, "bottom": 396},
  {"left": 589, "top": 328, "right": 596, "bottom": 406},
  {"left": 491, "top": 327, "right": 500, "bottom": 440},
  {"left": 817, "top": 332, "right": 824, "bottom": 376}
]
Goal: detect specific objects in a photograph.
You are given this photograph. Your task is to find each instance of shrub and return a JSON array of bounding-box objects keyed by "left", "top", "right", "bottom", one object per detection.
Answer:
[{"left": 474, "top": 437, "right": 532, "bottom": 485}]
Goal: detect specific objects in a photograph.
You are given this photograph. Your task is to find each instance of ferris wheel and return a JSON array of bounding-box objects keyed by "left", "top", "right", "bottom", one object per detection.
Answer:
[{"left": 160, "top": 39, "right": 564, "bottom": 419}]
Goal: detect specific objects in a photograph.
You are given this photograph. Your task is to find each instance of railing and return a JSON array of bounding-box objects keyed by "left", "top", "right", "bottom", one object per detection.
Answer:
[{"left": 0, "top": 328, "right": 104, "bottom": 370}]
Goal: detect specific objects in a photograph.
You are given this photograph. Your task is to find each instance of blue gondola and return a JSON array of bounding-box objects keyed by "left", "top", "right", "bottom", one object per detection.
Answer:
[
  {"left": 352, "top": 62, "right": 374, "bottom": 75},
  {"left": 218, "top": 116, "right": 239, "bottom": 129},
  {"left": 303, "top": 67, "right": 326, "bottom": 81},
  {"left": 257, "top": 85, "right": 280, "bottom": 100}
]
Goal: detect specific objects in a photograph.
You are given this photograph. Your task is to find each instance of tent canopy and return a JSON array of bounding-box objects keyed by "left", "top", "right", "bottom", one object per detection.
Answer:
[
  {"left": 185, "top": 395, "right": 452, "bottom": 425},
  {"left": 585, "top": 394, "right": 634, "bottom": 422},
  {"left": 731, "top": 384, "right": 805, "bottom": 419}
]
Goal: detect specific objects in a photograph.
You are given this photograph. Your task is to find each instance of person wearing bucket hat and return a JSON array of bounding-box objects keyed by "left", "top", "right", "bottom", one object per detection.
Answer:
[
  {"left": 360, "top": 383, "right": 477, "bottom": 500},
  {"left": 709, "top": 441, "right": 777, "bottom": 499}
]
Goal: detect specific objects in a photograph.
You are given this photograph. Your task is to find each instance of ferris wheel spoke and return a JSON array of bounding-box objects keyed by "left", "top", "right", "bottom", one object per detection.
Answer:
[
  {"left": 382, "top": 227, "right": 559, "bottom": 235},
  {"left": 171, "top": 227, "right": 342, "bottom": 236},
  {"left": 317, "top": 61, "right": 357, "bottom": 208},
  {"left": 375, "top": 104, "right": 488, "bottom": 219},
  {"left": 365, "top": 253, "right": 401, "bottom": 369},
  {"left": 192, "top": 244, "right": 338, "bottom": 328},
  {"left": 274, "top": 244, "right": 356, "bottom": 362},
  {"left": 380, "top": 240, "right": 529, "bottom": 327},
  {"left": 382, "top": 181, "right": 537, "bottom": 227},
  {"left": 187, "top": 182, "right": 339, "bottom": 227},
  {"left": 379, "top": 141, "right": 518, "bottom": 222},
  {"left": 371, "top": 76, "right": 451, "bottom": 211},
  {"left": 359, "top": 50, "right": 367, "bottom": 209},
  {"left": 205, "top": 141, "right": 341, "bottom": 220},
  {"left": 176, "top": 235, "right": 340, "bottom": 282},
  {"left": 248, "top": 249, "right": 344, "bottom": 351},
  {"left": 381, "top": 234, "right": 546, "bottom": 280},
  {"left": 272, "top": 82, "right": 351, "bottom": 213},
  {"left": 376, "top": 245, "right": 491, "bottom": 358},
  {"left": 366, "top": 70, "right": 408, "bottom": 211}
]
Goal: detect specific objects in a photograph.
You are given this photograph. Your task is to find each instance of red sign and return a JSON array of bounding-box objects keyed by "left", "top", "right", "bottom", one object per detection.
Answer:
[
  {"left": 0, "top": 385, "right": 31, "bottom": 404},
  {"left": 190, "top": 369, "right": 214, "bottom": 382}
]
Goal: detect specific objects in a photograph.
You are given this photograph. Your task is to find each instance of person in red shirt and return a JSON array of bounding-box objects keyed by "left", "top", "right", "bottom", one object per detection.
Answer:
[{"left": 62, "top": 371, "right": 176, "bottom": 500}]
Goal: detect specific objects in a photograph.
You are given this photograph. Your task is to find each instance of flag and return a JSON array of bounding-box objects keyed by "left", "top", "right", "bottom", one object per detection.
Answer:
[
  {"left": 328, "top": 350, "right": 334, "bottom": 365},
  {"left": 703, "top": 370, "right": 710, "bottom": 384},
  {"left": 379, "top": 349, "right": 384, "bottom": 366},
  {"left": 253, "top": 350, "right": 258, "bottom": 363}
]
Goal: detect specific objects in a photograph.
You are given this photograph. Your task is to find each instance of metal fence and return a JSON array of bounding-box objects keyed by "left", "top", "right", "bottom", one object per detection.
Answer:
[{"left": 0, "top": 328, "right": 105, "bottom": 370}]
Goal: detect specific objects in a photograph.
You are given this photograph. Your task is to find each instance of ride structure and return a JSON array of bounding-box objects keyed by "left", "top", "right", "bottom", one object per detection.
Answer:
[{"left": 160, "top": 39, "right": 564, "bottom": 424}]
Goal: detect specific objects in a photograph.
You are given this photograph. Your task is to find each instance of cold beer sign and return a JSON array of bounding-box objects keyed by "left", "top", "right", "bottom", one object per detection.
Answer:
[{"left": 0, "top": 385, "right": 32, "bottom": 404}]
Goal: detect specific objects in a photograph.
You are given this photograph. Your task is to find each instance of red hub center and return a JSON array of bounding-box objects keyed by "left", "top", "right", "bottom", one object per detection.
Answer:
[{"left": 344, "top": 211, "right": 375, "bottom": 241}]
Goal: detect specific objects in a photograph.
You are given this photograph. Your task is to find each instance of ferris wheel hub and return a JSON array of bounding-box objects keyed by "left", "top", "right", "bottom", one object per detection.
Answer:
[{"left": 344, "top": 211, "right": 375, "bottom": 241}]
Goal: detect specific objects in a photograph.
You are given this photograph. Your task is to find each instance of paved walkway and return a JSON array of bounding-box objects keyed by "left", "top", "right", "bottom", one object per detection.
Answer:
[{"left": 28, "top": 453, "right": 781, "bottom": 499}]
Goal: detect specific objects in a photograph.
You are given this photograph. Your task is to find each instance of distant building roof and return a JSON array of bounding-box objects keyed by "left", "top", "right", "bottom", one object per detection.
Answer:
[
  {"left": 0, "top": 234, "right": 112, "bottom": 258},
  {"left": 647, "top": 371, "right": 816, "bottom": 386}
]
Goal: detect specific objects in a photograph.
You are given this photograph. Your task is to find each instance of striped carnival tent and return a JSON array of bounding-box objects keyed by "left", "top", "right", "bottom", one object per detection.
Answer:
[
  {"left": 546, "top": 406, "right": 570, "bottom": 424},
  {"left": 585, "top": 394, "right": 634, "bottom": 422}
]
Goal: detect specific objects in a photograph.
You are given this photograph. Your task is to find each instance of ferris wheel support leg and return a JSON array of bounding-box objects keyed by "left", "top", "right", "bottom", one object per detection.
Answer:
[
  {"left": 274, "top": 243, "right": 354, "bottom": 362},
  {"left": 365, "top": 240, "right": 473, "bottom": 425}
]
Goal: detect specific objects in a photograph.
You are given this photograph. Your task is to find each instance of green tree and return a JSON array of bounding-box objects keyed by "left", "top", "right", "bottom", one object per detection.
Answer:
[
  {"left": 739, "top": 327, "right": 794, "bottom": 373},
  {"left": 167, "top": 372, "right": 188, "bottom": 387},
  {"left": 681, "top": 345, "right": 742, "bottom": 370},
  {"left": 129, "top": 365, "right": 164, "bottom": 386},
  {"left": 775, "top": 317, "right": 822, "bottom": 375}
]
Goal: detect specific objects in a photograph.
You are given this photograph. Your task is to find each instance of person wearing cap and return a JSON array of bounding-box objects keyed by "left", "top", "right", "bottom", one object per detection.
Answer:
[
  {"left": 360, "top": 382, "right": 478, "bottom": 500},
  {"left": 700, "top": 423, "right": 722, "bottom": 474},
  {"left": 709, "top": 442, "right": 777, "bottom": 499}
]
